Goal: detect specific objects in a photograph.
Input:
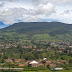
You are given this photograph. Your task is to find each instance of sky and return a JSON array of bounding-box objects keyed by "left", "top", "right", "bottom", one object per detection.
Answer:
[{"left": 0, "top": 0, "right": 72, "bottom": 28}]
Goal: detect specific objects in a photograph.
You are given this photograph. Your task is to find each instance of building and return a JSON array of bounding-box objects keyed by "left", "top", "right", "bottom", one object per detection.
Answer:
[
  {"left": 43, "top": 57, "right": 47, "bottom": 61},
  {"left": 14, "top": 59, "right": 21, "bottom": 63},
  {"left": 19, "top": 64, "right": 24, "bottom": 67},
  {"left": 5, "top": 59, "right": 13, "bottom": 62},
  {"left": 51, "top": 68, "right": 63, "bottom": 71},
  {"left": 29, "top": 60, "right": 39, "bottom": 67}
]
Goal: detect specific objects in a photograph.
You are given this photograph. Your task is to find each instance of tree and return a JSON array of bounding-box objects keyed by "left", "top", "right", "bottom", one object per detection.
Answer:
[
  {"left": 69, "top": 58, "right": 72, "bottom": 66},
  {"left": 47, "top": 65, "right": 50, "bottom": 70},
  {"left": 42, "top": 60, "right": 46, "bottom": 66},
  {"left": 17, "top": 44, "right": 23, "bottom": 59},
  {"left": 28, "top": 63, "right": 32, "bottom": 67}
]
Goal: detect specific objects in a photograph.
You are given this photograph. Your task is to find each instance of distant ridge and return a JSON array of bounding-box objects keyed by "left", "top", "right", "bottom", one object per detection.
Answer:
[
  {"left": 0, "top": 22, "right": 72, "bottom": 42},
  {"left": 0, "top": 22, "right": 72, "bottom": 35}
]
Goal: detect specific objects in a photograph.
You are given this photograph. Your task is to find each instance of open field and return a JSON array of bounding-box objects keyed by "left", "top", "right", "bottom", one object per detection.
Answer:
[
  {"left": 22, "top": 69, "right": 72, "bottom": 72},
  {"left": 0, "top": 69, "right": 72, "bottom": 72},
  {"left": 22, "top": 70, "right": 72, "bottom": 72}
]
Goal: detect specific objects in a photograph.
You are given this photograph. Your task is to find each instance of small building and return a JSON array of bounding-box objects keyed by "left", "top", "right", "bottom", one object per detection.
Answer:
[
  {"left": 24, "top": 61, "right": 29, "bottom": 67},
  {"left": 49, "top": 64, "right": 56, "bottom": 67},
  {"left": 38, "top": 64, "right": 44, "bottom": 67},
  {"left": 29, "top": 60, "right": 39, "bottom": 67},
  {"left": 5, "top": 59, "right": 13, "bottom": 62},
  {"left": 43, "top": 57, "right": 47, "bottom": 61},
  {"left": 46, "top": 60, "right": 52, "bottom": 65},
  {"left": 51, "top": 68, "right": 63, "bottom": 71},
  {"left": 19, "top": 64, "right": 24, "bottom": 67},
  {"left": 14, "top": 59, "right": 21, "bottom": 63}
]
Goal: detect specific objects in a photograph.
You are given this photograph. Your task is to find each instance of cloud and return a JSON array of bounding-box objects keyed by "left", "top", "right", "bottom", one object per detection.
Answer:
[
  {"left": 32, "top": 0, "right": 72, "bottom": 5},
  {"left": 46, "top": 10, "right": 72, "bottom": 24},
  {"left": 0, "top": 0, "right": 19, "bottom": 2},
  {"left": 0, "top": 2, "right": 4, "bottom": 7},
  {"left": 0, "top": 0, "right": 72, "bottom": 25},
  {"left": 0, "top": 8, "right": 31, "bottom": 24},
  {"left": 35, "top": 3, "right": 54, "bottom": 15},
  {"left": 23, "top": 16, "right": 41, "bottom": 22},
  {"left": 0, "top": 0, "right": 55, "bottom": 25}
]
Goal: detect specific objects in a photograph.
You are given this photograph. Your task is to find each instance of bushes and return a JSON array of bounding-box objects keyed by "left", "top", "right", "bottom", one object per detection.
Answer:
[{"left": 69, "top": 58, "right": 72, "bottom": 67}]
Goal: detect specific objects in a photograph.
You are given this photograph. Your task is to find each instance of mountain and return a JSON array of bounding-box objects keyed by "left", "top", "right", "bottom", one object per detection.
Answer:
[
  {"left": 1, "top": 22, "right": 72, "bottom": 34},
  {"left": 0, "top": 22, "right": 72, "bottom": 43}
]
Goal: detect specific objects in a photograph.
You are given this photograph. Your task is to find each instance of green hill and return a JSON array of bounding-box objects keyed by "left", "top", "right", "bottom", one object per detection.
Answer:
[
  {"left": 1, "top": 22, "right": 72, "bottom": 34},
  {"left": 0, "top": 22, "right": 72, "bottom": 43}
]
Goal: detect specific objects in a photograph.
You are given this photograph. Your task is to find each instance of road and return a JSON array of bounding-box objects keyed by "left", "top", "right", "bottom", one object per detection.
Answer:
[{"left": 0, "top": 68, "right": 24, "bottom": 71}]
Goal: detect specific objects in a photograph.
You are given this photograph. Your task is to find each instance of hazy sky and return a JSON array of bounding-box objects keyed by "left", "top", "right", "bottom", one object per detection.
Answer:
[{"left": 0, "top": 0, "right": 72, "bottom": 25}]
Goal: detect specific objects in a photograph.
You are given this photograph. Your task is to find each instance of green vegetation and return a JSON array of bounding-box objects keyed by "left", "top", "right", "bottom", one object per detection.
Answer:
[
  {"left": 0, "top": 69, "right": 72, "bottom": 72},
  {"left": 0, "top": 22, "right": 72, "bottom": 72},
  {"left": 0, "top": 22, "right": 72, "bottom": 44}
]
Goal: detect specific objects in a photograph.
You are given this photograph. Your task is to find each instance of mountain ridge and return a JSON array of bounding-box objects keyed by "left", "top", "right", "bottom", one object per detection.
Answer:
[
  {"left": 1, "top": 22, "right": 72, "bottom": 34},
  {"left": 0, "top": 22, "right": 72, "bottom": 42}
]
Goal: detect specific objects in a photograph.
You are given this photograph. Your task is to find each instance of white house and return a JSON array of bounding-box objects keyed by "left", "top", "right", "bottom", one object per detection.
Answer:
[
  {"left": 53, "top": 68, "right": 63, "bottom": 71},
  {"left": 29, "top": 60, "right": 39, "bottom": 67},
  {"left": 43, "top": 57, "right": 47, "bottom": 61}
]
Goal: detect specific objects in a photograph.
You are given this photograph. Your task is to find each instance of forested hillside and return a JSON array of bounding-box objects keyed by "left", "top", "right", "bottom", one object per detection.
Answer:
[{"left": 0, "top": 22, "right": 72, "bottom": 44}]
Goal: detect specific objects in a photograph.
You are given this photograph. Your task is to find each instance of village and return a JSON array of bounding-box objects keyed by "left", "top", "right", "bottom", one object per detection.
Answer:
[
  {"left": 2, "top": 57, "right": 67, "bottom": 71},
  {"left": 0, "top": 41, "right": 71, "bottom": 72}
]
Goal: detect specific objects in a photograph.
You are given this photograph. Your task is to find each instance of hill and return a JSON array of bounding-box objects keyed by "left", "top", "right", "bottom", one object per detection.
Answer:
[
  {"left": 1, "top": 22, "right": 72, "bottom": 34},
  {"left": 0, "top": 22, "right": 72, "bottom": 44}
]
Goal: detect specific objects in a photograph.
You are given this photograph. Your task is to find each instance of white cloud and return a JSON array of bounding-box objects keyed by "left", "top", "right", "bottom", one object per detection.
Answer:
[
  {"left": 23, "top": 16, "right": 41, "bottom": 22},
  {"left": 0, "top": 2, "right": 4, "bottom": 7},
  {"left": 0, "top": 8, "right": 31, "bottom": 24},
  {"left": 0, "top": 0, "right": 55, "bottom": 25},
  {"left": 0, "top": 0, "right": 19, "bottom": 2},
  {"left": 0, "top": 0, "right": 72, "bottom": 25},
  {"left": 33, "top": 0, "right": 72, "bottom": 5},
  {"left": 46, "top": 10, "right": 72, "bottom": 24},
  {"left": 35, "top": 3, "right": 54, "bottom": 15}
]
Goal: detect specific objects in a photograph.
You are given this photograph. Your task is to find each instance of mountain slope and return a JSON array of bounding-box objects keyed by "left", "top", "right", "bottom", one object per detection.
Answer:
[
  {"left": 0, "top": 22, "right": 72, "bottom": 43},
  {"left": 1, "top": 22, "right": 72, "bottom": 35}
]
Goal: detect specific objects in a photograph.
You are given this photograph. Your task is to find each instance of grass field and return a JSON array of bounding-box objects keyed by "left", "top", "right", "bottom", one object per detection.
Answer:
[
  {"left": 22, "top": 69, "right": 72, "bottom": 72},
  {"left": 22, "top": 68, "right": 72, "bottom": 72},
  {"left": 0, "top": 70, "right": 72, "bottom": 72},
  {"left": 22, "top": 70, "right": 50, "bottom": 72}
]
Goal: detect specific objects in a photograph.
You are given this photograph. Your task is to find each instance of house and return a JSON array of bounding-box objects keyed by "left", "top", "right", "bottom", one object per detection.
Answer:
[
  {"left": 69, "top": 46, "right": 72, "bottom": 48},
  {"left": 57, "top": 50, "right": 62, "bottom": 53},
  {"left": 38, "top": 64, "right": 44, "bottom": 67},
  {"left": 28, "top": 46, "right": 32, "bottom": 48},
  {"left": 61, "top": 60, "right": 66, "bottom": 63},
  {"left": 11, "top": 62, "right": 14, "bottom": 64},
  {"left": 37, "top": 49, "right": 43, "bottom": 52},
  {"left": 46, "top": 60, "right": 52, "bottom": 65},
  {"left": 31, "top": 63, "right": 38, "bottom": 67},
  {"left": 0, "top": 53, "right": 3, "bottom": 55},
  {"left": 5, "top": 59, "right": 13, "bottom": 62},
  {"left": 43, "top": 57, "right": 47, "bottom": 61},
  {"left": 14, "top": 59, "right": 21, "bottom": 63},
  {"left": 70, "top": 49, "right": 72, "bottom": 53},
  {"left": 52, "top": 61, "right": 57, "bottom": 63},
  {"left": 60, "top": 48, "right": 65, "bottom": 50},
  {"left": 33, "top": 45, "right": 37, "bottom": 48},
  {"left": 38, "top": 59, "right": 43, "bottom": 63},
  {"left": 24, "top": 61, "right": 29, "bottom": 67},
  {"left": 49, "top": 64, "right": 56, "bottom": 67},
  {"left": 19, "top": 64, "right": 24, "bottom": 67},
  {"left": 20, "top": 59, "right": 26, "bottom": 63},
  {"left": 54, "top": 68, "right": 63, "bottom": 70},
  {"left": 29, "top": 60, "right": 39, "bottom": 67}
]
